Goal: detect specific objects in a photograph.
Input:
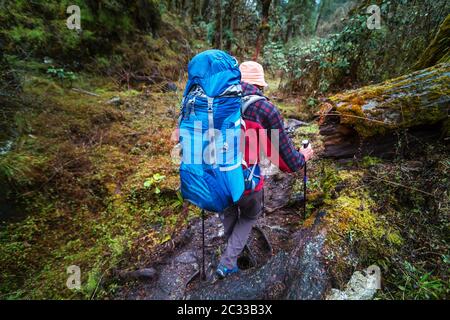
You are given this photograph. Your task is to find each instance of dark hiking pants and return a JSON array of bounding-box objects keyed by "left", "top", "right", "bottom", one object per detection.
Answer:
[{"left": 219, "top": 190, "right": 264, "bottom": 269}]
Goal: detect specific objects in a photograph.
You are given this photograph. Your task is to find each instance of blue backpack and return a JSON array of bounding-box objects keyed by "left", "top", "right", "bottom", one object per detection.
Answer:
[{"left": 178, "top": 50, "right": 244, "bottom": 212}]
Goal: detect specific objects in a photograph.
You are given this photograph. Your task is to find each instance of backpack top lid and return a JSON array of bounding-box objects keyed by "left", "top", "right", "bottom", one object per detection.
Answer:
[{"left": 184, "top": 50, "right": 241, "bottom": 98}]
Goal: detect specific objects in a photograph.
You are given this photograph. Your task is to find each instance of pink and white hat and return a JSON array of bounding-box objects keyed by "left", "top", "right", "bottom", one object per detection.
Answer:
[{"left": 239, "top": 61, "right": 268, "bottom": 88}]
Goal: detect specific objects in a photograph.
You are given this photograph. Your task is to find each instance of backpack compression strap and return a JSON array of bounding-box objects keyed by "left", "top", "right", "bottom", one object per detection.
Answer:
[
  {"left": 241, "top": 95, "right": 267, "bottom": 115},
  {"left": 241, "top": 95, "right": 266, "bottom": 192},
  {"left": 207, "top": 97, "right": 216, "bottom": 166}
]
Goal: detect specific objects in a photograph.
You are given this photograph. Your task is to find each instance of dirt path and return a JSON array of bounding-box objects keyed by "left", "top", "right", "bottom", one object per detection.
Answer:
[{"left": 117, "top": 166, "right": 331, "bottom": 300}]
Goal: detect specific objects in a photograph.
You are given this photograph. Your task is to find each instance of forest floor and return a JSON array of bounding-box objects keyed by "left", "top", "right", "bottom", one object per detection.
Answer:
[{"left": 0, "top": 68, "right": 448, "bottom": 299}]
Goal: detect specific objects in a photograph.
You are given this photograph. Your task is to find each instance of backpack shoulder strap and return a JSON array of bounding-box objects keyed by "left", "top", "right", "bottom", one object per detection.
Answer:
[{"left": 241, "top": 95, "right": 266, "bottom": 115}]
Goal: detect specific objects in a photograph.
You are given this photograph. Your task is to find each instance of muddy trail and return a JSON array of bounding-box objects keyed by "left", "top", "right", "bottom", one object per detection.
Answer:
[{"left": 116, "top": 166, "right": 332, "bottom": 300}]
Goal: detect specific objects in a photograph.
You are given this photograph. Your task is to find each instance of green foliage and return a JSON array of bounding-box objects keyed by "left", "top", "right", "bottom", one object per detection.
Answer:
[
  {"left": 0, "top": 151, "right": 48, "bottom": 193},
  {"left": 268, "top": 0, "right": 317, "bottom": 42},
  {"left": 415, "top": 14, "right": 450, "bottom": 69},
  {"left": 47, "top": 67, "right": 77, "bottom": 87},
  {"left": 273, "top": 0, "right": 450, "bottom": 96},
  {"left": 0, "top": 77, "right": 184, "bottom": 299},
  {"left": 281, "top": 37, "right": 344, "bottom": 95},
  {"left": 361, "top": 156, "right": 382, "bottom": 167},
  {"left": 1, "top": 0, "right": 448, "bottom": 301},
  {"left": 262, "top": 41, "right": 288, "bottom": 74},
  {"left": 393, "top": 261, "right": 449, "bottom": 300},
  {"left": 143, "top": 173, "right": 166, "bottom": 195},
  {"left": 0, "top": 0, "right": 162, "bottom": 62}
]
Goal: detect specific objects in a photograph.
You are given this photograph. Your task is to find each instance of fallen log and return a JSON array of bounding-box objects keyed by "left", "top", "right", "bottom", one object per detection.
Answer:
[
  {"left": 71, "top": 87, "right": 100, "bottom": 97},
  {"left": 318, "top": 63, "right": 450, "bottom": 159}
]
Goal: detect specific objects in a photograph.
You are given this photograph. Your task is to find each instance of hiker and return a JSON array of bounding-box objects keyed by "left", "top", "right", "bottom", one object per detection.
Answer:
[
  {"left": 215, "top": 61, "right": 314, "bottom": 279},
  {"left": 178, "top": 50, "right": 314, "bottom": 280}
]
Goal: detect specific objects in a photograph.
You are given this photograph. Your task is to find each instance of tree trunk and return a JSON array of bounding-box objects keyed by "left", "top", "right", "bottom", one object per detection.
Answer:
[
  {"left": 201, "top": 0, "right": 210, "bottom": 19},
  {"left": 314, "top": 0, "right": 326, "bottom": 35},
  {"left": 191, "top": 0, "right": 202, "bottom": 22},
  {"left": 214, "top": 0, "right": 223, "bottom": 49},
  {"left": 253, "top": 0, "right": 272, "bottom": 61},
  {"left": 318, "top": 63, "right": 450, "bottom": 159},
  {"left": 224, "top": 0, "right": 238, "bottom": 52}
]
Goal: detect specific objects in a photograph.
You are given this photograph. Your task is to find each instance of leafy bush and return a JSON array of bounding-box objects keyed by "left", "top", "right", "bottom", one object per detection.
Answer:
[
  {"left": 394, "top": 261, "right": 449, "bottom": 300},
  {"left": 262, "top": 41, "right": 287, "bottom": 75},
  {"left": 0, "top": 0, "right": 162, "bottom": 62},
  {"left": 47, "top": 67, "right": 77, "bottom": 87},
  {"left": 143, "top": 173, "right": 166, "bottom": 195},
  {"left": 273, "top": 0, "right": 450, "bottom": 96}
]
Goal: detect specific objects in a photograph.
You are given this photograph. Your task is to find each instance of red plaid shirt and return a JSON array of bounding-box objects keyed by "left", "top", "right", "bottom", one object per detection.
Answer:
[{"left": 241, "top": 81, "right": 306, "bottom": 174}]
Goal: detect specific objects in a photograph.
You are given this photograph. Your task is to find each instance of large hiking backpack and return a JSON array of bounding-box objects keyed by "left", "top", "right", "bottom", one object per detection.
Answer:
[{"left": 178, "top": 50, "right": 244, "bottom": 212}]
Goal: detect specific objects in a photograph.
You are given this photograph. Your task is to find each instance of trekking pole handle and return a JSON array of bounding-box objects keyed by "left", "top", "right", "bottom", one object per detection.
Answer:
[{"left": 302, "top": 139, "right": 310, "bottom": 149}]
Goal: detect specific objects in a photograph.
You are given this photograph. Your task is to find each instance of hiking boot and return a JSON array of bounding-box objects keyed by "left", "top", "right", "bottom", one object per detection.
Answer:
[{"left": 216, "top": 264, "right": 239, "bottom": 279}]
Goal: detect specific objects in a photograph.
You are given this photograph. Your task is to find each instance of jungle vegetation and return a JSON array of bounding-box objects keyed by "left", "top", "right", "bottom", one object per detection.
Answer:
[{"left": 0, "top": 0, "right": 448, "bottom": 300}]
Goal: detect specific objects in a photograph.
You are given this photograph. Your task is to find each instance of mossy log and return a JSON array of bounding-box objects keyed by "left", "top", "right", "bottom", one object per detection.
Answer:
[{"left": 318, "top": 63, "right": 450, "bottom": 159}]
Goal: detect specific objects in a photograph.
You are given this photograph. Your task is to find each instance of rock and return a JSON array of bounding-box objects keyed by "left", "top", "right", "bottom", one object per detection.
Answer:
[
  {"left": 326, "top": 270, "right": 379, "bottom": 300},
  {"left": 175, "top": 251, "right": 197, "bottom": 264},
  {"left": 117, "top": 268, "right": 157, "bottom": 280},
  {"left": 188, "top": 223, "right": 330, "bottom": 300},
  {"left": 284, "top": 118, "right": 308, "bottom": 134},
  {"left": 164, "top": 82, "right": 178, "bottom": 93},
  {"left": 107, "top": 96, "right": 122, "bottom": 106}
]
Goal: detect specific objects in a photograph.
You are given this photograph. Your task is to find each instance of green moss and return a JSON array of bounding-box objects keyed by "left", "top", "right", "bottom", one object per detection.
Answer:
[
  {"left": 325, "top": 195, "right": 383, "bottom": 241},
  {"left": 314, "top": 165, "right": 404, "bottom": 284},
  {"left": 319, "top": 165, "right": 343, "bottom": 196},
  {"left": 296, "top": 123, "right": 319, "bottom": 135},
  {"left": 0, "top": 70, "right": 188, "bottom": 299},
  {"left": 361, "top": 156, "right": 382, "bottom": 167},
  {"left": 8, "top": 26, "right": 47, "bottom": 47}
]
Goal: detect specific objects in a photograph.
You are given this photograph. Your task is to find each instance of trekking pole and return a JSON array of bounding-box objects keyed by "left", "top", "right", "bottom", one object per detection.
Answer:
[
  {"left": 201, "top": 209, "right": 206, "bottom": 281},
  {"left": 302, "top": 140, "right": 309, "bottom": 219}
]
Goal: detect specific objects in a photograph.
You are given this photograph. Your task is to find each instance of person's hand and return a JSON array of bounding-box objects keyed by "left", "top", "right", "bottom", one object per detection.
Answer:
[{"left": 300, "top": 144, "right": 314, "bottom": 162}]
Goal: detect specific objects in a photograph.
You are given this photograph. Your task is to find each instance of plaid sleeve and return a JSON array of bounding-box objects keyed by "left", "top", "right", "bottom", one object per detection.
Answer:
[{"left": 254, "top": 100, "right": 305, "bottom": 172}]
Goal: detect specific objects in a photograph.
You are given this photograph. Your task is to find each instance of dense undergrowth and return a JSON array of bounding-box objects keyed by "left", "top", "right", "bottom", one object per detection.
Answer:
[
  {"left": 0, "top": 1, "right": 203, "bottom": 299},
  {"left": 0, "top": 69, "right": 199, "bottom": 298},
  {"left": 2, "top": 66, "right": 448, "bottom": 300},
  {"left": 291, "top": 122, "right": 449, "bottom": 299},
  {"left": 0, "top": 0, "right": 448, "bottom": 300},
  {"left": 267, "top": 1, "right": 449, "bottom": 98},
  {"left": 0, "top": 61, "right": 209, "bottom": 298}
]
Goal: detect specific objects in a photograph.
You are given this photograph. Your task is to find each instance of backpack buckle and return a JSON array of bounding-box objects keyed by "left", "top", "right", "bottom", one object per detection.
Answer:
[{"left": 207, "top": 97, "right": 214, "bottom": 111}]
